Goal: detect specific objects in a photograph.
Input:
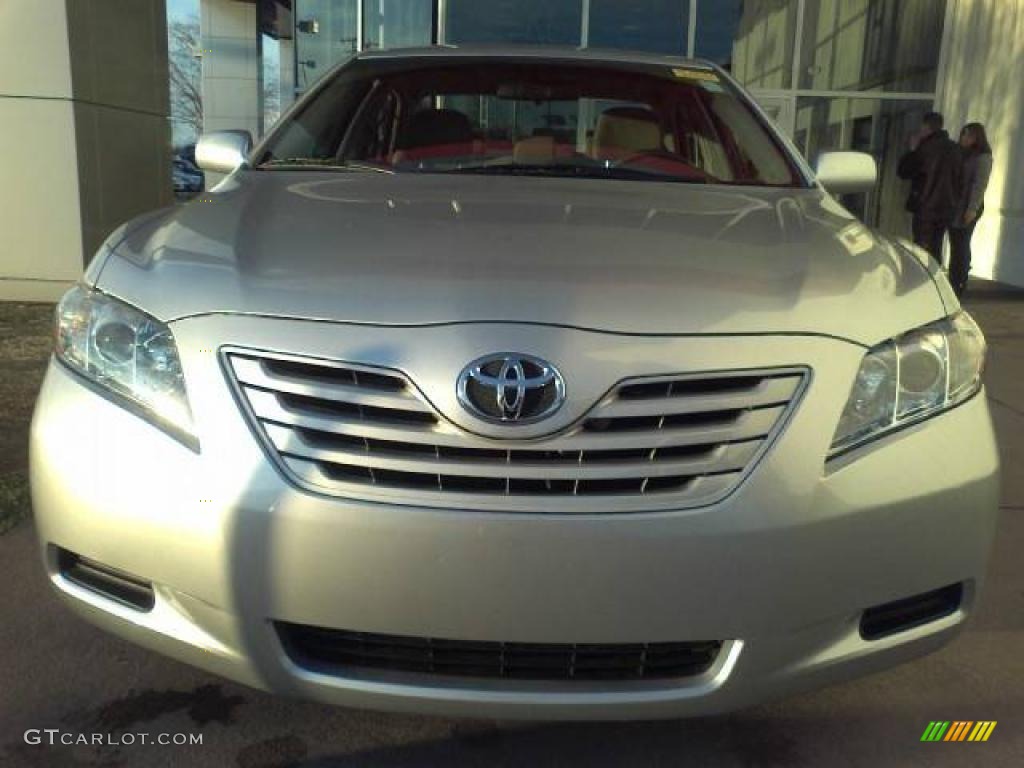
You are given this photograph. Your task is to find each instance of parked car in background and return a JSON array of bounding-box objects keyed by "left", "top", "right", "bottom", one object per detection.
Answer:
[
  {"left": 32, "top": 47, "right": 999, "bottom": 720},
  {"left": 172, "top": 146, "right": 204, "bottom": 200}
]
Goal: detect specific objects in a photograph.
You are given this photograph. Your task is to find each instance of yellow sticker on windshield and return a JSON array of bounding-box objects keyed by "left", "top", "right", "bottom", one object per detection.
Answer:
[{"left": 671, "top": 67, "right": 719, "bottom": 82}]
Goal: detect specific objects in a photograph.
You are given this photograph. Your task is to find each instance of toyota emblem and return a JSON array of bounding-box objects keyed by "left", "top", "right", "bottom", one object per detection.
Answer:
[{"left": 457, "top": 353, "right": 566, "bottom": 424}]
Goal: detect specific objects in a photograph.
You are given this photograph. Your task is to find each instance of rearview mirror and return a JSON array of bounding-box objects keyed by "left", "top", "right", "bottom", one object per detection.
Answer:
[
  {"left": 814, "top": 151, "right": 877, "bottom": 194},
  {"left": 196, "top": 130, "right": 253, "bottom": 174}
]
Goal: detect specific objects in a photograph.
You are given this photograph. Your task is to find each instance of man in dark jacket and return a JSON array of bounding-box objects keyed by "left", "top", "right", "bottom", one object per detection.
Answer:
[{"left": 897, "top": 112, "right": 963, "bottom": 264}]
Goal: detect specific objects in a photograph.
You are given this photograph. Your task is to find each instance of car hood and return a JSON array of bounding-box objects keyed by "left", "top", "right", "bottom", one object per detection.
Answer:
[{"left": 95, "top": 171, "right": 947, "bottom": 346}]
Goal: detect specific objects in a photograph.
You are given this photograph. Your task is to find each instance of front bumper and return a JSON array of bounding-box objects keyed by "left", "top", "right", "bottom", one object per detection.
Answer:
[{"left": 30, "top": 317, "right": 1001, "bottom": 719}]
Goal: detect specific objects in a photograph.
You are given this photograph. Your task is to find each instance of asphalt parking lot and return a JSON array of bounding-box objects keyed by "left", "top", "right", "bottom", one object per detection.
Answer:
[{"left": 1, "top": 283, "right": 1022, "bottom": 768}]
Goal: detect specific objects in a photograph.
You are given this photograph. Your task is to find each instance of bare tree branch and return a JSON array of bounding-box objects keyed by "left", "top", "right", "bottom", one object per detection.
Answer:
[{"left": 168, "top": 19, "right": 203, "bottom": 141}]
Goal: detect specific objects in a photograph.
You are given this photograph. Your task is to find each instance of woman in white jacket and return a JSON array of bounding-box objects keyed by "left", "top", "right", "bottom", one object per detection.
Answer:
[{"left": 949, "top": 123, "right": 993, "bottom": 297}]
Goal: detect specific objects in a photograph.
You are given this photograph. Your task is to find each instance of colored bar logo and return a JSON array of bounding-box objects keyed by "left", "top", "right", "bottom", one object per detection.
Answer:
[{"left": 921, "top": 721, "right": 997, "bottom": 742}]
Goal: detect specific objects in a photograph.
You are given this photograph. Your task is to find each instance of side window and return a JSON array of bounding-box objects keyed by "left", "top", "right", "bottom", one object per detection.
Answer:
[
  {"left": 442, "top": 94, "right": 482, "bottom": 132},
  {"left": 510, "top": 99, "right": 578, "bottom": 143},
  {"left": 341, "top": 87, "right": 401, "bottom": 161},
  {"left": 693, "top": 135, "right": 734, "bottom": 180},
  {"left": 441, "top": 95, "right": 580, "bottom": 144},
  {"left": 672, "top": 92, "right": 734, "bottom": 181}
]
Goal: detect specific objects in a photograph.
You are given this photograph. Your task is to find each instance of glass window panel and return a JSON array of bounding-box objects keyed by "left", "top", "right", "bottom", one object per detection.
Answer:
[
  {"left": 694, "top": 0, "right": 743, "bottom": 69},
  {"left": 364, "top": 0, "right": 433, "bottom": 50},
  {"left": 795, "top": 96, "right": 933, "bottom": 236},
  {"left": 295, "top": 0, "right": 359, "bottom": 91},
  {"left": 716, "top": 0, "right": 799, "bottom": 88},
  {"left": 587, "top": 0, "right": 689, "bottom": 55},
  {"left": 798, "top": 0, "right": 946, "bottom": 92},
  {"left": 262, "top": 35, "right": 283, "bottom": 132},
  {"left": 445, "top": 0, "right": 582, "bottom": 45},
  {"left": 260, "top": 0, "right": 297, "bottom": 134},
  {"left": 166, "top": 0, "right": 204, "bottom": 201}
]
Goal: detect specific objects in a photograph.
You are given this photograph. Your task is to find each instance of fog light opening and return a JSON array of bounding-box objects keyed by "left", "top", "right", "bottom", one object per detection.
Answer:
[
  {"left": 859, "top": 583, "right": 963, "bottom": 641},
  {"left": 57, "top": 548, "right": 155, "bottom": 612}
]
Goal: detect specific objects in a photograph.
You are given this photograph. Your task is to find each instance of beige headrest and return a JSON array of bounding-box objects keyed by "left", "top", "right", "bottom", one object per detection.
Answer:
[{"left": 594, "top": 108, "right": 662, "bottom": 158}]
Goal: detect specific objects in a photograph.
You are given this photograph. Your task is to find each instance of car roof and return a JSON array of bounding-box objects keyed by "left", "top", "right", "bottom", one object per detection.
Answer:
[{"left": 354, "top": 44, "right": 719, "bottom": 72}]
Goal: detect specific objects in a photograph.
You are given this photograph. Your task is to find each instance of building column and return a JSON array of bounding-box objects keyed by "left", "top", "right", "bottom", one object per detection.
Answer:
[
  {"left": 201, "top": 0, "right": 259, "bottom": 139},
  {"left": 0, "top": 0, "right": 172, "bottom": 302}
]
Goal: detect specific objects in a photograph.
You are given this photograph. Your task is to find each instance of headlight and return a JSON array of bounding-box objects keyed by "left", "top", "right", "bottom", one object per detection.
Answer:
[
  {"left": 830, "top": 312, "right": 985, "bottom": 456},
  {"left": 55, "top": 285, "right": 195, "bottom": 447}
]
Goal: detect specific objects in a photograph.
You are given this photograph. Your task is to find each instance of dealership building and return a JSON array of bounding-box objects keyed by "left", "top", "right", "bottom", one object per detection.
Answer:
[{"left": 2, "top": 0, "right": 1023, "bottom": 300}]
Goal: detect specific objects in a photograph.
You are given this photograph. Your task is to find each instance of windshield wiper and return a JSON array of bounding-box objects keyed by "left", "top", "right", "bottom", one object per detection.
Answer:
[
  {"left": 438, "top": 164, "right": 565, "bottom": 177},
  {"left": 434, "top": 163, "right": 706, "bottom": 183},
  {"left": 256, "top": 158, "right": 394, "bottom": 174}
]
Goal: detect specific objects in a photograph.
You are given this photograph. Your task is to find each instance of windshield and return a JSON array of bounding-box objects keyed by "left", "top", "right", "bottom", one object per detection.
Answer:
[{"left": 256, "top": 57, "right": 803, "bottom": 187}]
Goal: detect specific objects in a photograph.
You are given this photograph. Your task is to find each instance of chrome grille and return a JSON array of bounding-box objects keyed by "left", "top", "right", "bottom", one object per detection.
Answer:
[{"left": 225, "top": 349, "right": 806, "bottom": 513}]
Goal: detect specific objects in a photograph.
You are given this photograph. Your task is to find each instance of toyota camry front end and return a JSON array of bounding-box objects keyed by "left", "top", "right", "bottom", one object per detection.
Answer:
[{"left": 30, "top": 48, "right": 1000, "bottom": 720}]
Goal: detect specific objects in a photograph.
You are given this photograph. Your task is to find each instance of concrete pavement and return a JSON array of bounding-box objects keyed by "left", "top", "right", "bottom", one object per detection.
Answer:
[{"left": 1, "top": 283, "right": 1022, "bottom": 767}]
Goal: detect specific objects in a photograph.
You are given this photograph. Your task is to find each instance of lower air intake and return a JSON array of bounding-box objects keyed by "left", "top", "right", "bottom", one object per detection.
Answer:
[
  {"left": 57, "top": 548, "right": 155, "bottom": 612},
  {"left": 276, "top": 622, "right": 722, "bottom": 681},
  {"left": 859, "top": 583, "right": 963, "bottom": 640}
]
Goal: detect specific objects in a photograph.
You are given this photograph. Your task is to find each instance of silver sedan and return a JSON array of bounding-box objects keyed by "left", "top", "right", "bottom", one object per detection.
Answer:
[{"left": 31, "top": 47, "right": 999, "bottom": 720}]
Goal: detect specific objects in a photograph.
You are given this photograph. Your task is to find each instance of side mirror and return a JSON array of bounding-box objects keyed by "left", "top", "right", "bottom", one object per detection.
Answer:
[
  {"left": 195, "top": 130, "right": 253, "bottom": 174},
  {"left": 814, "top": 151, "right": 877, "bottom": 194}
]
